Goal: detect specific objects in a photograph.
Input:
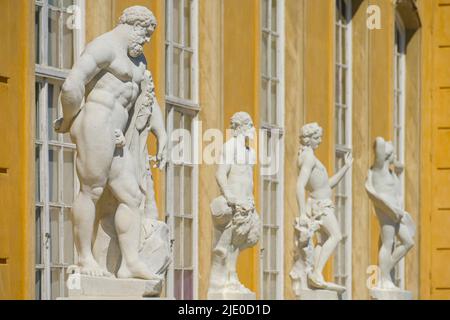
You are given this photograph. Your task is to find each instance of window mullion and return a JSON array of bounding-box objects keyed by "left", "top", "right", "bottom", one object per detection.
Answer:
[{"left": 41, "top": 80, "right": 51, "bottom": 300}]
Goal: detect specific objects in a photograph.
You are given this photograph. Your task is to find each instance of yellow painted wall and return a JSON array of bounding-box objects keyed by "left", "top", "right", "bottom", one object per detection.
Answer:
[
  {"left": 351, "top": 0, "right": 371, "bottom": 300},
  {"left": 198, "top": 0, "right": 223, "bottom": 300},
  {"left": 283, "top": 0, "right": 306, "bottom": 300},
  {"left": 420, "top": 0, "right": 450, "bottom": 300},
  {"left": 0, "top": 0, "right": 35, "bottom": 299}
]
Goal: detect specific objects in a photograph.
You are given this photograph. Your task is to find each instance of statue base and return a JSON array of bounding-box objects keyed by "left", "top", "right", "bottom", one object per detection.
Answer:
[
  {"left": 295, "top": 289, "right": 340, "bottom": 300},
  {"left": 369, "top": 288, "right": 412, "bottom": 300},
  {"left": 207, "top": 290, "right": 256, "bottom": 300},
  {"left": 66, "top": 275, "right": 163, "bottom": 300}
]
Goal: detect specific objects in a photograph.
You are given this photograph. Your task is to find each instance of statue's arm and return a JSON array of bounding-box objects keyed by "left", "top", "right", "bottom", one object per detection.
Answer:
[
  {"left": 216, "top": 147, "right": 233, "bottom": 203},
  {"left": 60, "top": 41, "right": 113, "bottom": 123},
  {"left": 329, "top": 151, "right": 353, "bottom": 189},
  {"left": 296, "top": 151, "right": 314, "bottom": 219},
  {"left": 373, "top": 137, "right": 386, "bottom": 169},
  {"left": 149, "top": 99, "right": 168, "bottom": 170}
]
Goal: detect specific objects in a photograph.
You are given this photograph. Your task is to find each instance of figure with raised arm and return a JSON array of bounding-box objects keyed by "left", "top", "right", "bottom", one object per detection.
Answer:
[{"left": 291, "top": 122, "right": 352, "bottom": 295}]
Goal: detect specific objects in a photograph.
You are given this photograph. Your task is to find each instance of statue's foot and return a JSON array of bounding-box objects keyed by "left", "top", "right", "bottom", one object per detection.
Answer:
[
  {"left": 79, "top": 259, "right": 112, "bottom": 278},
  {"left": 53, "top": 117, "right": 70, "bottom": 134},
  {"left": 323, "top": 281, "right": 346, "bottom": 293},
  {"left": 307, "top": 273, "right": 326, "bottom": 289},
  {"left": 378, "top": 278, "right": 399, "bottom": 290},
  {"left": 117, "top": 261, "right": 163, "bottom": 281}
]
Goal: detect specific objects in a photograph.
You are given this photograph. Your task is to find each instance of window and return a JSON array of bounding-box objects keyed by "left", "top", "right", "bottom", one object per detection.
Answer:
[
  {"left": 334, "top": 0, "right": 352, "bottom": 299},
  {"left": 393, "top": 14, "right": 406, "bottom": 289},
  {"left": 260, "top": 0, "right": 284, "bottom": 300},
  {"left": 35, "top": 0, "right": 84, "bottom": 300},
  {"left": 165, "top": 0, "right": 199, "bottom": 300}
]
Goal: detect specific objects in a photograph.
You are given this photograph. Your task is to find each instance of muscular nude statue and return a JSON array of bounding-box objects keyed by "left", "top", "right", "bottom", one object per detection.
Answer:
[
  {"left": 55, "top": 6, "right": 166, "bottom": 280},
  {"left": 208, "top": 112, "right": 260, "bottom": 298},
  {"left": 296, "top": 123, "right": 352, "bottom": 291},
  {"left": 366, "top": 137, "right": 415, "bottom": 290}
]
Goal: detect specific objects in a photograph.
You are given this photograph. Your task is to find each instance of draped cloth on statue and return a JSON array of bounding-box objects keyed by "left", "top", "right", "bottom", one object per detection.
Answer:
[{"left": 365, "top": 170, "right": 416, "bottom": 237}]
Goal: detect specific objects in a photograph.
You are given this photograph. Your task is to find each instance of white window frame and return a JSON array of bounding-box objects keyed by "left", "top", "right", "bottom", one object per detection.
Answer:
[
  {"left": 259, "top": 0, "right": 285, "bottom": 300},
  {"left": 164, "top": 0, "right": 199, "bottom": 300},
  {"left": 334, "top": 0, "right": 352, "bottom": 300},
  {"left": 34, "top": 0, "right": 85, "bottom": 300},
  {"left": 393, "top": 13, "right": 406, "bottom": 290}
]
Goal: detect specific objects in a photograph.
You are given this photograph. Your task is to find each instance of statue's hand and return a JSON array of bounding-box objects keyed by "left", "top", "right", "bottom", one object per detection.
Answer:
[
  {"left": 155, "top": 145, "right": 167, "bottom": 170},
  {"left": 395, "top": 208, "right": 405, "bottom": 223},
  {"left": 225, "top": 193, "right": 238, "bottom": 207},
  {"left": 299, "top": 215, "right": 309, "bottom": 227},
  {"left": 114, "top": 129, "right": 126, "bottom": 148},
  {"left": 394, "top": 161, "right": 404, "bottom": 176},
  {"left": 344, "top": 151, "right": 353, "bottom": 168}
]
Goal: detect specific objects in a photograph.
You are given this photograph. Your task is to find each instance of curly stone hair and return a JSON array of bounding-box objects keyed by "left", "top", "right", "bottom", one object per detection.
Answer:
[
  {"left": 119, "top": 6, "right": 157, "bottom": 31},
  {"left": 299, "top": 122, "right": 323, "bottom": 147},
  {"left": 230, "top": 112, "right": 253, "bottom": 136}
]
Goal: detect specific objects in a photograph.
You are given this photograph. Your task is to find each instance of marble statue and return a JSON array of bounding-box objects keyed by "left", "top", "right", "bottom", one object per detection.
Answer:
[
  {"left": 207, "top": 112, "right": 261, "bottom": 300},
  {"left": 55, "top": 6, "right": 171, "bottom": 298},
  {"left": 290, "top": 122, "right": 352, "bottom": 299},
  {"left": 365, "top": 137, "right": 415, "bottom": 299}
]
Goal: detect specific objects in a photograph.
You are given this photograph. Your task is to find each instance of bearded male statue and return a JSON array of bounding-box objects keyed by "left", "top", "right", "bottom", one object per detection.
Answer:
[{"left": 56, "top": 6, "right": 170, "bottom": 298}]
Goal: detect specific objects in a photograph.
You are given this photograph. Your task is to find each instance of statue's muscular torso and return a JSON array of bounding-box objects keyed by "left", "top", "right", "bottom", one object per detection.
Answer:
[
  {"left": 72, "top": 33, "right": 147, "bottom": 140},
  {"left": 224, "top": 139, "right": 255, "bottom": 203},
  {"left": 299, "top": 149, "right": 333, "bottom": 200}
]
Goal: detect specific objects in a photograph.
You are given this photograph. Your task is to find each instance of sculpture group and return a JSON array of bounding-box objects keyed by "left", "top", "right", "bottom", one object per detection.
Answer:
[{"left": 58, "top": 5, "right": 416, "bottom": 300}]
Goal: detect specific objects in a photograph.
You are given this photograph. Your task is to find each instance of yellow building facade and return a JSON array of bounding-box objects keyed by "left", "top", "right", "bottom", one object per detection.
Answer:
[{"left": 0, "top": 0, "right": 449, "bottom": 300}]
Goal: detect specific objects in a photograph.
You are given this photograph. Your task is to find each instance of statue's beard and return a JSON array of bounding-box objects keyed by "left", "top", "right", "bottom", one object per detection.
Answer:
[{"left": 128, "top": 33, "right": 145, "bottom": 58}]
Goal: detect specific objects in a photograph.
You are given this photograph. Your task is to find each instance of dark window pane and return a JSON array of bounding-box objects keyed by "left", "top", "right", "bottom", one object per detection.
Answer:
[
  {"left": 48, "top": 9, "right": 60, "bottom": 68},
  {"left": 35, "top": 207, "right": 42, "bottom": 264},
  {"left": 183, "top": 270, "right": 193, "bottom": 300},
  {"left": 50, "top": 207, "right": 60, "bottom": 264},
  {"left": 174, "top": 269, "right": 182, "bottom": 300}
]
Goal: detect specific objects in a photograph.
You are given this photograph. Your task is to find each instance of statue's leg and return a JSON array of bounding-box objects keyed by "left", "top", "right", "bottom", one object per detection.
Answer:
[
  {"left": 73, "top": 183, "right": 110, "bottom": 277},
  {"left": 313, "top": 229, "right": 326, "bottom": 272},
  {"left": 213, "top": 226, "right": 232, "bottom": 259},
  {"left": 71, "top": 106, "right": 116, "bottom": 277},
  {"left": 226, "top": 246, "right": 241, "bottom": 285},
  {"left": 378, "top": 221, "right": 397, "bottom": 289},
  {"left": 389, "top": 222, "right": 414, "bottom": 270},
  {"left": 311, "top": 211, "right": 342, "bottom": 284},
  {"left": 108, "top": 153, "right": 162, "bottom": 281},
  {"left": 144, "top": 170, "right": 158, "bottom": 220}
]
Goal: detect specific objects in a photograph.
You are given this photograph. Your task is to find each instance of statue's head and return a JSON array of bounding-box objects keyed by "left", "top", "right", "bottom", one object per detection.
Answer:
[
  {"left": 300, "top": 122, "right": 323, "bottom": 149},
  {"left": 385, "top": 141, "right": 395, "bottom": 164},
  {"left": 230, "top": 112, "right": 255, "bottom": 139},
  {"left": 119, "top": 6, "right": 157, "bottom": 58}
]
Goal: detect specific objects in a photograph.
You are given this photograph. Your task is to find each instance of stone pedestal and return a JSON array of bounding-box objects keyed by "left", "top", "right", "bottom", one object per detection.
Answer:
[
  {"left": 369, "top": 288, "right": 413, "bottom": 300},
  {"left": 295, "top": 289, "right": 340, "bottom": 300},
  {"left": 66, "top": 275, "right": 163, "bottom": 300},
  {"left": 207, "top": 291, "right": 256, "bottom": 300}
]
